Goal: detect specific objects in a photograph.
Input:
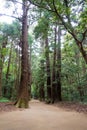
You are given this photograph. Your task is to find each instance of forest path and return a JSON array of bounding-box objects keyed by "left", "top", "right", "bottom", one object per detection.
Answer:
[{"left": 0, "top": 100, "right": 87, "bottom": 130}]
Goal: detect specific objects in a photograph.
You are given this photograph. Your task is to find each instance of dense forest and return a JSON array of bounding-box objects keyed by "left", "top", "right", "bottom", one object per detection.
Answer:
[{"left": 0, "top": 0, "right": 87, "bottom": 108}]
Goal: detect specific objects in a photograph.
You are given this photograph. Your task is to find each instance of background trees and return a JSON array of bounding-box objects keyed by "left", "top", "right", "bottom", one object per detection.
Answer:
[{"left": 0, "top": 0, "right": 87, "bottom": 107}]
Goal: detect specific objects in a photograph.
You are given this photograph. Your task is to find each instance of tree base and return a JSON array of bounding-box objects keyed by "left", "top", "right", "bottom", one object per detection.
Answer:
[{"left": 15, "top": 98, "right": 29, "bottom": 108}]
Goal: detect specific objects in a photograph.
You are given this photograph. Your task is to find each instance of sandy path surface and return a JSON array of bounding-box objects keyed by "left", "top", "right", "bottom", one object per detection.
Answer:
[{"left": 0, "top": 100, "right": 87, "bottom": 130}]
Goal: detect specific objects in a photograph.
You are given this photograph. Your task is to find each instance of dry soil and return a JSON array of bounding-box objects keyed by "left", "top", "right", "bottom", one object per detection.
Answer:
[{"left": 0, "top": 100, "right": 87, "bottom": 130}]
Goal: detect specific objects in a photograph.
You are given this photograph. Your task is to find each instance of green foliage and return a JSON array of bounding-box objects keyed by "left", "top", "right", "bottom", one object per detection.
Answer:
[
  {"left": 61, "top": 36, "right": 87, "bottom": 102},
  {"left": 34, "top": 12, "right": 50, "bottom": 39},
  {"left": 0, "top": 97, "right": 10, "bottom": 102},
  {"left": 2, "top": 73, "right": 15, "bottom": 99},
  {"left": 31, "top": 84, "right": 39, "bottom": 99},
  {"left": 0, "top": 0, "right": 87, "bottom": 104}
]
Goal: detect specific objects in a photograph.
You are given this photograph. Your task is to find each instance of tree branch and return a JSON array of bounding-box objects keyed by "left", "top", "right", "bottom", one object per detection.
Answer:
[
  {"left": 52, "top": 0, "right": 80, "bottom": 42},
  {"left": 81, "top": 29, "right": 87, "bottom": 42},
  {"left": 64, "top": 0, "right": 73, "bottom": 28},
  {"left": 28, "top": 0, "right": 55, "bottom": 12},
  {"left": 0, "top": 13, "right": 21, "bottom": 21}
]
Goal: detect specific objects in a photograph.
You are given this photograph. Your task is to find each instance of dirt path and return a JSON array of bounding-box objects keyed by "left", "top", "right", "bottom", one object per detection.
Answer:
[{"left": 0, "top": 100, "right": 87, "bottom": 130}]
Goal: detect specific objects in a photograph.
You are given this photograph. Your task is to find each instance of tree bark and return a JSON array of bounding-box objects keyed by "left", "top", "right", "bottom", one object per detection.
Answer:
[
  {"left": 15, "top": 0, "right": 29, "bottom": 108},
  {"left": 76, "top": 40, "right": 87, "bottom": 64}
]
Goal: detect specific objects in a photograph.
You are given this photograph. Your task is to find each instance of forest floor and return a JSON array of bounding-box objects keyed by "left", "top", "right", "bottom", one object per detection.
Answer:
[{"left": 0, "top": 100, "right": 87, "bottom": 130}]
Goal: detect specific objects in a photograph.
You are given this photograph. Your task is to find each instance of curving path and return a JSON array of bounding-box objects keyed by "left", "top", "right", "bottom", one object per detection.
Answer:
[{"left": 0, "top": 100, "right": 87, "bottom": 130}]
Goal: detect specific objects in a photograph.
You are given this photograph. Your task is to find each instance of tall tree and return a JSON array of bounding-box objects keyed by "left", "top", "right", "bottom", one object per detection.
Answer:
[
  {"left": 34, "top": 11, "right": 52, "bottom": 102},
  {"left": 56, "top": 25, "right": 62, "bottom": 101},
  {"left": 45, "top": 34, "right": 51, "bottom": 103},
  {"left": 15, "top": 0, "right": 30, "bottom": 108},
  {"left": 51, "top": 24, "right": 57, "bottom": 103}
]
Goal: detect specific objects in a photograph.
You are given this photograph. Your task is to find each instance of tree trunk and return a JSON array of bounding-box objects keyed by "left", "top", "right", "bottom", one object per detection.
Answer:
[
  {"left": 14, "top": 44, "right": 21, "bottom": 100},
  {"left": 0, "top": 71, "right": 2, "bottom": 97},
  {"left": 56, "top": 26, "right": 62, "bottom": 101},
  {"left": 45, "top": 36, "right": 51, "bottom": 103},
  {"left": 76, "top": 40, "right": 87, "bottom": 64},
  {"left": 39, "top": 60, "right": 45, "bottom": 101},
  {"left": 28, "top": 44, "right": 32, "bottom": 100},
  {"left": 51, "top": 25, "right": 57, "bottom": 103},
  {"left": 15, "top": 0, "right": 29, "bottom": 108}
]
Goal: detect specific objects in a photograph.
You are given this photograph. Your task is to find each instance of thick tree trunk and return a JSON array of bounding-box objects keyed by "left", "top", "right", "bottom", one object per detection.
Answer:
[
  {"left": 45, "top": 36, "right": 51, "bottom": 103},
  {"left": 56, "top": 26, "right": 62, "bottom": 101},
  {"left": 15, "top": 0, "right": 29, "bottom": 108}
]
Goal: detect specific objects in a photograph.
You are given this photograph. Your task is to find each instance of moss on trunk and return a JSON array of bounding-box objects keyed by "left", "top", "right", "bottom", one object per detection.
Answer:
[{"left": 16, "top": 98, "right": 29, "bottom": 108}]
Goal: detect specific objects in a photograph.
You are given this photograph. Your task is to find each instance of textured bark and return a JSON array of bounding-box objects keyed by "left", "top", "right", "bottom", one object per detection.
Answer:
[{"left": 15, "top": 0, "right": 29, "bottom": 108}]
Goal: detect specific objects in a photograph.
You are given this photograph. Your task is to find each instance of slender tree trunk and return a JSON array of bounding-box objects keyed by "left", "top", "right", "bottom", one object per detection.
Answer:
[
  {"left": 51, "top": 25, "right": 57, "bottom": 103},
  {"left": 15, "top": 0, "right": 29, "bottom": 108},
  {"left": 39, "top": 59, "right": 45, "bottom": 101},
  {"left": 45, "top": 35, "right": 51, "bottom": 103},
  {"left": 28, "top": 44, "right": 32, "bottom": 100},
  {"left": 0, "top": 71, "right": 2, "bottom": 97},
  {"left": 14, "top": 46, "right": 21, "bottom": 100},
  {"left": 37, "top": 40, "right": 45, "bottom": 101},
  {"left": 56, "top": 26, "right": 62, "bottom": 101},
  {"left": 0, "top": 62, "right": 2, "bottom": 97}
]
